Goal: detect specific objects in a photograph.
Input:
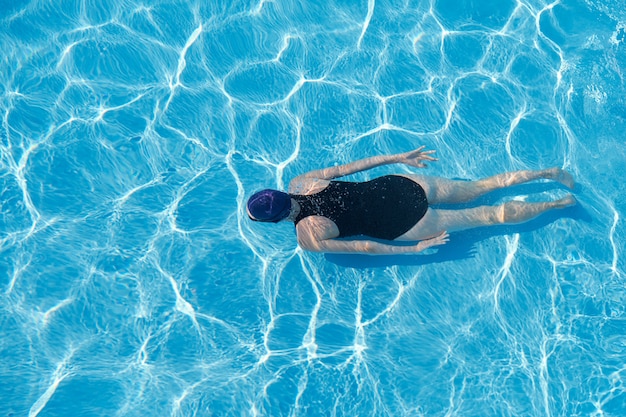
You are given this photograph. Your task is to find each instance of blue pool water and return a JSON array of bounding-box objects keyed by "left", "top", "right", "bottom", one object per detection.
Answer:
[{"left": 1, "top": 0, "right": 625, "bottom": 416}]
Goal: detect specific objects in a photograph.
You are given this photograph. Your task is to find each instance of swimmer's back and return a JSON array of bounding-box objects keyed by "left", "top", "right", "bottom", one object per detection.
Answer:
[{"left": 292, "top": 175, "right": 428, "bottom": 240}]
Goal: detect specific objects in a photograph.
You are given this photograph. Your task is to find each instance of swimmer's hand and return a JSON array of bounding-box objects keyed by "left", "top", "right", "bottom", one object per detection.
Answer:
[
  {"left": 416, "top": 231, "right": 449, "bottom": 252},
  {"left": 396, "top": 146, "right": 437, "bottom": 168}
]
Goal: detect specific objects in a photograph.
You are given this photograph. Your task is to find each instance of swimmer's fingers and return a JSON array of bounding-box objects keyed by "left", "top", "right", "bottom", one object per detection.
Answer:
[
  {"left": 429, "top": 231, "right": 449, "bottom": 246},
  {"left": 399, "top": 147, "right": 438, "bottom": 168},
  {"left": 416, "top": 231, "right": 449, "bottom": 252},
  {"left": 409, "top": 147, "right": 437, "bottom": 160}
]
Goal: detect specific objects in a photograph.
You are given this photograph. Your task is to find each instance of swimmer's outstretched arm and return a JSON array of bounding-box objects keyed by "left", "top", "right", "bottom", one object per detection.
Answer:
[
  {"left": 296, "top": 146, "right": 437, "bottom": 180},
  {"left": 298, "top": 232, "right": 449, "bottom": 255}
]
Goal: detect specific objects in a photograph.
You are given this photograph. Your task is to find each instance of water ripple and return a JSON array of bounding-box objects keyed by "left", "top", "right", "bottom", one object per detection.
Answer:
[{"left": 1, "top": 0, "right": 625, "bottom": 416}]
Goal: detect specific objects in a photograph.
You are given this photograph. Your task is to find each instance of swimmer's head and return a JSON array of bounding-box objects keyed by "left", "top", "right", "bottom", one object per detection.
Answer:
[{"left": 247, "top": 189, "right": 292, "bottom": 223}]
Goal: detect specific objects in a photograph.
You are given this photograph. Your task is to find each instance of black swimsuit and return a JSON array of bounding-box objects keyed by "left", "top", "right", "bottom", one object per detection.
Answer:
[{"left": 292, "top": 175, "right": 428, "bottom": 240}]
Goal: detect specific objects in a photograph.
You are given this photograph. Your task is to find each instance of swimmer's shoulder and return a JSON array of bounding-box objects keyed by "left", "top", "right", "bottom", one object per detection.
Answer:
[{"left": 288, "top": 175, "right": 331, "bottom": 195}]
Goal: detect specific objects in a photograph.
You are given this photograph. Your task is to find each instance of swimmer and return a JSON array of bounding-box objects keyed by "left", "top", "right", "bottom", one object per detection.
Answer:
[{"left": 246, "top": 146, "right": 577, "bottom": 255}]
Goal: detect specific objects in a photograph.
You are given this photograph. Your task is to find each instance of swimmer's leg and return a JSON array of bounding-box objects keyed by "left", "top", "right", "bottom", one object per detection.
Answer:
[
  {"left": 396, "top": 194, "right": 576, "bottom": 241},
  {"left": 404, "top": 168, "right": 575, "bottom": 204}
]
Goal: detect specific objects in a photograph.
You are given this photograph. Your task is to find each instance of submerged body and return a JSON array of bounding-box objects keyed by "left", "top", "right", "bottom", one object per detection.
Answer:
[
  {"left": 247, "top": 147, "right": 577, "bottom": 255},
  {"left": 292, "top": 175, "right": 428, "bottom": 240}
]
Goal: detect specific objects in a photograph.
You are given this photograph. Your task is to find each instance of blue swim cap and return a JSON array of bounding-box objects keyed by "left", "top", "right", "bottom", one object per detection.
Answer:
[{"left": 247, "top": 189, "right": 292, "bottom": 223}]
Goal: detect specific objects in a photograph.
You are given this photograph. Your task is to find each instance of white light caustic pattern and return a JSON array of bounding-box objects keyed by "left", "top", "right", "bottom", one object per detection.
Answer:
[{"left": 0, "top": 0, "right": 625, "bottom": 416}]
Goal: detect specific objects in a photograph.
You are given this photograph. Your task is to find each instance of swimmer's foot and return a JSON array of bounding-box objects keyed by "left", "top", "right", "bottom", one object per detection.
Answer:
[
  {"left": 554, "top": 194, "right": 577, "bottom": 209},
  {"left": 546, "top": 167, "right": 575, "bottom": 189}
]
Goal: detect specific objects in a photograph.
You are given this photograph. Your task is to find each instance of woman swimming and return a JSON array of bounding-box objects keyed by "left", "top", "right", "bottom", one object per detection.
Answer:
[{"left": 246, "top": 147, "right": 576, "bottom": 255}]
